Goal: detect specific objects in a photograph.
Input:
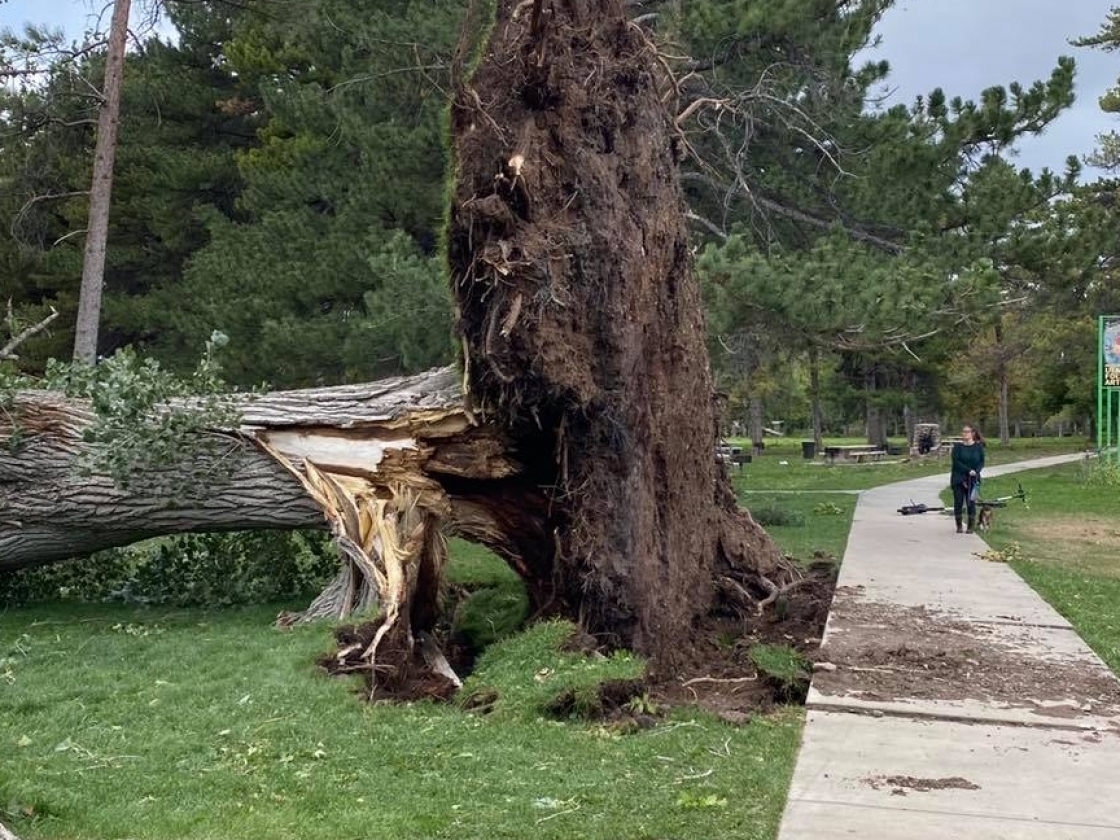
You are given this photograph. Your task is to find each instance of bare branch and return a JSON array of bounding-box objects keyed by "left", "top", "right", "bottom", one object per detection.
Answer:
[
  {"left": 681, "top": 172, "right": 904, "bottom": 255},
  {"left": 1, "top": 305, "right": 60, "bottom": 361},
  {"left": 685, "top": 209, "right": 728, "bottom": 241},
  {"left": 750, "top": 192, "right": 904, "bottom": 255},
  {"left": 10, "top": 190, "right": 90, "bottom": 240},
  {"left": 53, "top": 228, "right": 88, "bottom": 247}
]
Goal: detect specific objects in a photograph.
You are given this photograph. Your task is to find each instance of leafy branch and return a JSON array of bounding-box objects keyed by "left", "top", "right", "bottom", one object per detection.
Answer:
[{"left": 2, "top": 332, "right": 244, "bottom": 486}]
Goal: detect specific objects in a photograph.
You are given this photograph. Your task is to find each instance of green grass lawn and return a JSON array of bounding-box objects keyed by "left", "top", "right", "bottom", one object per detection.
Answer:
[
  {"left": 734, "top": 492, "right": 856, "bottom": 562},
  {"left": 727, "top": 436, "right": 1087, "bottom": 493},
  {"left": 974, "top": 461, "right": 1120, "bottom": 675},
  {"left": 729, "top": 436, "right": 1084, "bottom": 561},
  {"left": 1, "top": 543, "right": 802, "bottom": 840}
]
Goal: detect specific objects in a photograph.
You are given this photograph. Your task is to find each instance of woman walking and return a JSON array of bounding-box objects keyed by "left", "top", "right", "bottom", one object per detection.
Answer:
[{"left": 950, "top": 424, "right": 985, "bottom": 534}]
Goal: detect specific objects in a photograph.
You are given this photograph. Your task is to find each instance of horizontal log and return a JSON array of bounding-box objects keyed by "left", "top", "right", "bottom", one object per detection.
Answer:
[{"left": 0, "top": 367, "right": 521, "bottom": 571}]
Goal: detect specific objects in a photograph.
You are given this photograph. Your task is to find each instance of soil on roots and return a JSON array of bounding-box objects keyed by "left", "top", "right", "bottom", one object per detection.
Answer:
[
  {"left": 317, "top": 620, "right": 473, "bottom": 703},
  {"left": 317, "top": 563, "right": 835, "bottom": 715},
  {"left": 649, "top": 565, "right": 835, "bottom": 719},
  {"left": 562, "top": 563, "right": 836, "bottom": 719},
  {"left": 448, "top": 0, "right": 785, "bottom": 667}
]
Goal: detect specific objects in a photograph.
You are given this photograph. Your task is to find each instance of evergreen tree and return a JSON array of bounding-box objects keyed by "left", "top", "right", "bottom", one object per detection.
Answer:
[
  {"left": 1075, "top": 7, "right": 1120, "bottom": 170},
  {"left": 163, "top": 0, "right": 465, "bottom": 387}
]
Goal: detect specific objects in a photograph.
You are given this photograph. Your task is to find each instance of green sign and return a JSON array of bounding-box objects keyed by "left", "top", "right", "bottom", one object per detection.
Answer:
[
  {"left": 1099, "top": 317, "right": 1120, "bottom": 461},
  {"left": 1106, "top": 317, "right": 1120, "bottom": 388}
]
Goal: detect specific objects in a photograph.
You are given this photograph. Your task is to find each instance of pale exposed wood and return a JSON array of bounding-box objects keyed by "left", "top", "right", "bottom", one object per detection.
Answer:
[{"left": 0, "top": 819, "right": 21, "bottom": 840}]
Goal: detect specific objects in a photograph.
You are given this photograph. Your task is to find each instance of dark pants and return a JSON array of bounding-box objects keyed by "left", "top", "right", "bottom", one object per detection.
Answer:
[{"left": 952, "top": 481, "right": 976, "bottom": 527}]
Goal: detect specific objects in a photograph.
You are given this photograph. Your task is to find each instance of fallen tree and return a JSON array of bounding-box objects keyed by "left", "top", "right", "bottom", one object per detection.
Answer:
[{"left": 2, "top": 0, "right": 792, "bottom": 694}]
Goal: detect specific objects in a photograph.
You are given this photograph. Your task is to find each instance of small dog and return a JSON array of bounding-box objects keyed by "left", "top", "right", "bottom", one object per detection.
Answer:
[{"left": 976, "top": 506, "right": 994, "bottom": 532}]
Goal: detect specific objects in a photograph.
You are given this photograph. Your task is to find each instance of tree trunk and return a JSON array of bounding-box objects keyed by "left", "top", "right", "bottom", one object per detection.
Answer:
[
  {"left": 902, "top": 371, "right": 916, "bottom": 449},
  {"left": 73, "top": 0, "right": 131, "bottom": 364},
  {"left": 808, "top": 345, "right": 823, "bottom": 452},
  {"left": 994, "top": 321, "right": 1010, "bottom": 446},
  {"left": 748, "top": 391, "right": 765, "bottom": 454},
  {"left": 864, "top": 365, "right": 887, "bottom": 448},
  {"left": 447, "top": 0, "right": 783, "bottom": 667}
]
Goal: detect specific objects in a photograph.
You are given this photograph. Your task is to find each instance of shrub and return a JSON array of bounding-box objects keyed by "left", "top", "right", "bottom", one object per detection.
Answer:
[
  {"left": 751, "top": 506, "right": 806, "bottom": 527},
  {"left": 0, "top": 549, "right": 136, "bottom": 605},
  {"left": 0, "top": 531, "right": 338, "bottom": 608}
]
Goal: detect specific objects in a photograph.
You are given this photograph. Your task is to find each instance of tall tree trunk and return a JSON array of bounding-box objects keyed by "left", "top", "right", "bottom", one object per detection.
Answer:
[
  {"left": 447, "top": 0, "right": 783, "bottom": 666},
  {"left": 748, "top": 390, "right": 765, "bottom": 453},
  {"left": 808, "top": 345, "right": 823, "bottom": 452},
  {"left": 73, "top": 0, "right": 131, "bottom": 364},
  {"left": 994, "top": 321, "right": 1010, "bottom": 446},
  {"left": 902, "top": 371, "right": 916, "bottom": 449},
  {"left": 864, "top": 365, "right": 886, "bottom": 448},
  {"left": 997, "top": 365, "right": 1010, "bottom": 445}
]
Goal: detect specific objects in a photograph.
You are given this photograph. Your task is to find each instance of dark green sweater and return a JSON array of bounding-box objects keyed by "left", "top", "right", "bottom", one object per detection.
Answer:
[{"left": 950, "top": 442, "right": 985, "bottom": 488}]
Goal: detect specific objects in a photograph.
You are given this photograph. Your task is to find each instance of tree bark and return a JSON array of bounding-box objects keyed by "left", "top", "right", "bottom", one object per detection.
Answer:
[
  {"left": 997, "top": 362, "right": 1010, "bottom": 445},
  {"left": 902, "top": 370, "right": 916, "bottom": 450},
  {"left": 748, "top": 391, "right": 765, "bottom": 453},
  {"left": 864, "top": 365, "right": 887, "bottom": 448},
  {"left": 994, "top": 321, "right": 1010, "bottom": 446},
  {"left": 447, "top": 0, "right": 783, "bottom": 667},
  {"left": 73, "top": 0, "right": 130, "bottom": 364},
  {"left": 808, "top": 345, "right": 824, "bottom": 452}
]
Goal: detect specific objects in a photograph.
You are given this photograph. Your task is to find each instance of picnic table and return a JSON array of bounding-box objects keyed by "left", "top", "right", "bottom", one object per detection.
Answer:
[
  {"left": 823, "top": 444, "right": 888, "bottom": 465},
  {"left": 716, "top": 444, "right": 752, "bottom": 468}
]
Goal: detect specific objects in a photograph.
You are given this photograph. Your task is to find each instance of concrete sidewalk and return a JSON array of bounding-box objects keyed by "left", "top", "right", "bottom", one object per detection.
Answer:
[{"left": 777, "top": 453, "right": 1120, "bottom": 840}]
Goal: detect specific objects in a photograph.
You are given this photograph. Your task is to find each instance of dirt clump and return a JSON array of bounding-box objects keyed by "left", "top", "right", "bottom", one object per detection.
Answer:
[
  {"left": 318, "top": 620, "right": 472, "bottom": 703},
  {"left": 545, "top": 678, "right": 651, "bottom": 721},
  {"left": 647, "top": 565, "right": 835, "bottom": 716},
  {"left": 815, "top": 598, "right": 1120, "bottom": 719},
  {"left": 864, "top": 775, "right": 981, "bottom": 795}
]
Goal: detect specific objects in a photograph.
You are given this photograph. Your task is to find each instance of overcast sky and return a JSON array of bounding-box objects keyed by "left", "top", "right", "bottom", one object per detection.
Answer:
[{"left": 2, "top": 0, "right": 1118, "bottom": 175}]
